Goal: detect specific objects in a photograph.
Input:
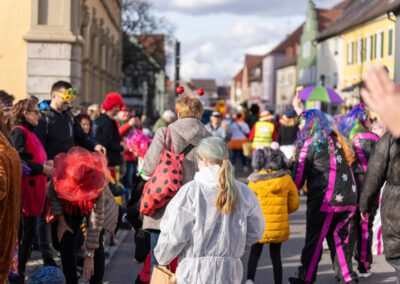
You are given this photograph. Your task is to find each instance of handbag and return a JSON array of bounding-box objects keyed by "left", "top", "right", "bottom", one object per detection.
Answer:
[
  {"left": 150, "top": 265, "right": 176, "bottom": 284},
  {"left": 140, "top": 128, "right": 194, "bottom": 216}
]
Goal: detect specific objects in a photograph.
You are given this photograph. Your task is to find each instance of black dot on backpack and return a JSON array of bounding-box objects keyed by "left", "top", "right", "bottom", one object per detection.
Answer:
[
  {"left": 154, "top": 199, "right": 159, "bottom": 205},
  {"left": 179, "top": 170, "right": 183, "bottom": 175},
  {"left": 152, "top": 177, "right": 157, "bottom": 183},
  {"left": 173, "top": 179, "right": 179, "bottom": 185},
  {"left": 168, "top": 188, "right": 173, "bottom": 193},
  {"left": 172, "top": 169, "right": 178, "bottom": 174},
  {"left": 144, "top": 202, "right": 149, "bottom": 208},
  {"left": 147, "top": 188, "right": 150, "bottom": 194},
  {"left": 166, "top": 161, "right": 172, "bottom": 165},
  {"left": 156, "top": 187, "right": 162, "bottom": 194},
  {"left": 29, "top": 179, "right": 35, "bottom": 187},
  {"left": 164, "top": 180, "right": 168, "bottom": 185},
  {"left": 163, "top": 168, "right": 168, "bottom": 173},
  {"left": 166, "top": 153, "right": 172, "bottom": 159}
]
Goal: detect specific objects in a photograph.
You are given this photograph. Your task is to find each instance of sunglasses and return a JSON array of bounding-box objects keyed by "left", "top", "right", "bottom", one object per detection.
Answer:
[
  {"left": 0, "top": 103, "right": 13, "bottom": 112},
  {"left": 54, "top": 88, "right": 78, "bottom": 102}
]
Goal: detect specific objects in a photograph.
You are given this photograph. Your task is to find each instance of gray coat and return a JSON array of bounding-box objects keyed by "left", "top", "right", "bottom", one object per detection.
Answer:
[{"left": 142, "top": 118, "right": 211, "bottom": 230}]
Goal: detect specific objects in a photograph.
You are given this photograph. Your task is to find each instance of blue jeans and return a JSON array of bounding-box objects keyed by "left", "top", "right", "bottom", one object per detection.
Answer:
[
  {"left": 122, "top": 161, "right": 136, "bottom": 201},
  {"left": 149, "top": 230, "right": 160, "bottom": 276}
]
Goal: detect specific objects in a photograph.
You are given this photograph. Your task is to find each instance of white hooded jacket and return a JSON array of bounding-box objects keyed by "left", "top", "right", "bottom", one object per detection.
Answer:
[{"left": 154, "top": 165, "right": 265, "bottom": 284}]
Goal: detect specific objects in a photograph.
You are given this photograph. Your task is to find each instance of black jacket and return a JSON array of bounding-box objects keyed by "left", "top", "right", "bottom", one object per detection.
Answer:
[
  {"left": 95, "top": 114, "right": 123, "bottom": 167},
  {"left": 11, "top": 121, "right": 44, "bottom": 175},
  {"left": 278, "top": 125, "right": 298, "bottom": 146},
  {"left": 360, "top": 133, "right": 400, "bottom": 262},
  {"left": 293, "top": 133, "right": 357, "bottom": 210},
  {"left": 34, "top": 107, "right": 96, "bottom": 160}
]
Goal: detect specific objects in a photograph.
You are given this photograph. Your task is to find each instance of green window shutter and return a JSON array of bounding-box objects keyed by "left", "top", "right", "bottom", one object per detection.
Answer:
[{"left": 389, "top": 29, "right": 393, "bottom": 56}]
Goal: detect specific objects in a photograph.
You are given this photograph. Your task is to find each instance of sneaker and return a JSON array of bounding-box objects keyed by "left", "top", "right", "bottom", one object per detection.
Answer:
[
  {"left": 245, "top": 280, "right": 254, "bottom": 284},
  {"left": 356, "top": 270, "right": 371, "bottom": 278},
  {"left": 288, "top": 277, "right": 308, "bottom": 284}
]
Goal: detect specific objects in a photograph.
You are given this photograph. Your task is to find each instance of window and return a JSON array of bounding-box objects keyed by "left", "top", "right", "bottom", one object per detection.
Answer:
[
  {"left": 347, "top": 42, "right": 353, "bottom": 65},
  {"left": 373, "top": 34, "right": 377, "bottom": 59},
  {"left": 357, "top": 39, "right": 362, "bottom": 64},
  {"left": 368, "top": 36, "right": 373, "bottom": 60},
  {"left": 389, "top": 29, "right": 393, "bottom": 56},
  {"left": 365, "top": 36, "right": 372, "bottom": 61},
  {"left": 377, "top": 32, "right": 382, "bottom": 59},
  {"left": 352, "top": 41, "right": 356, "bottom": 64},
  {"left": 334, "top": 37, "right": 339, "bottom": 55},
  {"left": 381, "top": 32, "right": 384, "bottom": 58}
]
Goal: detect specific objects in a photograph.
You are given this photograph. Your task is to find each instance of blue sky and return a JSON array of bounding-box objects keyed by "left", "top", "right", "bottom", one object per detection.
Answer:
[{"left": 152, "top": 0, "right": 343, "bottom": 84}]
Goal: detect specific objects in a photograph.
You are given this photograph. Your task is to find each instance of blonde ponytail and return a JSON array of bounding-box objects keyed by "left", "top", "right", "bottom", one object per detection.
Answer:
[
  {"left": 216, "top": 159, "right": 238, "bottom": 214},
  {"left": 197, "top": 137, "right": 238, "bottom": 214}
]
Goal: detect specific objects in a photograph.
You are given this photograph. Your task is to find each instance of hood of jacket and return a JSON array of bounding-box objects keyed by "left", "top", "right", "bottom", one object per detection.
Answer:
[
  {"left": 194, "top": 164, "right": 221, "bottom": 188},
  {"left": 248, "top": 169, "right": 289, "bottom": 183},
  {"left": 168, "top": 118, "right": 210, "bottom": 146}
]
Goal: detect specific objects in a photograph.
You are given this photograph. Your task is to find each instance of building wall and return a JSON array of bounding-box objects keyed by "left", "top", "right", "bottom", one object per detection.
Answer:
[
  {"left": 343, "top": 15, "right": 395, "bottom": 89},
  {"left": 275, "top": 65, "right": 297, "bottom": 114},
  {"left": 0, "top": 1, "right": 32, "bottom": 100},
  {"left": 262, "top": 53, "right": 285, "bottom": 109},
  {"left": 317, "top": 36, "right": 343, "bottom": 90},
  {"left": 0, "top": 0, "right": 121, "bottom": 103}
]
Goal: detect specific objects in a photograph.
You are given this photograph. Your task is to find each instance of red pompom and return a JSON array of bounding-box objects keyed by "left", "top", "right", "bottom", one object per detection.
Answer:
[
  {"left": 197, "top": 88, "right": 205, "bottom": 96},
  {"left": 176, "top": 86, "right": 185, "bottom": 94}
]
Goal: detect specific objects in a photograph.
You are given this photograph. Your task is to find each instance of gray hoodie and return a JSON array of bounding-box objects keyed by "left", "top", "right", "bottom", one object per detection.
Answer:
[{"left": 142, "top": 118, "right": 211, "bottom": 230}]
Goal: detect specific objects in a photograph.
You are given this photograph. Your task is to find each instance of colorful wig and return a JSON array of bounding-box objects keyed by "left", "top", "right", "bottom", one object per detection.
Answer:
[
  {"left": 339, "top": 104, "right": 371, "bottom": 140},
  {"left": 296, "top": 109, "right": 332, "bottom": 152},
  {"left": 297, "top": 109, "right": 355, "bottom": 164}
]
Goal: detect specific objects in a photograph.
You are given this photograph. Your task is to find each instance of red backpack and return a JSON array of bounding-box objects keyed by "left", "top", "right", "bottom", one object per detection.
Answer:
[{"left": 140, "top": 128, "right": 194, "bottom": 216}]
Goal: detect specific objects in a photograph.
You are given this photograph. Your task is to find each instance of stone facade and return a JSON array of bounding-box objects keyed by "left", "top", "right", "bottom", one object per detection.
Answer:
[{"left": 0, "top": 0, "right": 121, "bottom": 102}]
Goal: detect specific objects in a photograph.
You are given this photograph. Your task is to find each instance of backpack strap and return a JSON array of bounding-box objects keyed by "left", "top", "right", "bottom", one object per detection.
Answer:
[{"left": 180, "top": 144, "right": 195, "bottom": 156}]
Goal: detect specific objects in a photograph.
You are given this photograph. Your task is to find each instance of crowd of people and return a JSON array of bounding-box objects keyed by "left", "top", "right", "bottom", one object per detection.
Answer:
[{"left": 0, "top": 66, "right": 400, "bottom": 284}]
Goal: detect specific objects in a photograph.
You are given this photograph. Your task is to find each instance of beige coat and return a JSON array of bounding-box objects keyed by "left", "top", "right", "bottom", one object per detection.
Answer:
[
  {"left": 142, "top": 118, "right": 211, "bottom": 230},
  {"left": 0, "top": 133, "right": 22, "bottom": 284}
]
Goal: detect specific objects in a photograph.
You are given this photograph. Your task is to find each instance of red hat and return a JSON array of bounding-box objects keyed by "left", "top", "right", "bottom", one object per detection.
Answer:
[
  {"left": 53, "top": 147, "right": 110, "bottom": 214},
  {"left": 102, "top": 92, "right": 125, "bottom": 111},
  {"left": 259, "top": 111, "right": 273, "bottom": 121}
]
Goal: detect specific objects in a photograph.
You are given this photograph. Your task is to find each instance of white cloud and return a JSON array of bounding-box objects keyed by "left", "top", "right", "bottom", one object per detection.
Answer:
[
  {"left": 152, "top": 0, "right": 343, "bottom": 16},
  {"left": 150, "top": 0, "right": 343, "bottom": 83}
]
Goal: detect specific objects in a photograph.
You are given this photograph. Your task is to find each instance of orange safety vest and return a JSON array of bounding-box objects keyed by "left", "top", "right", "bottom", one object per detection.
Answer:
[{"left": 252, "top": 121, "right": 275, "bottom": 149}]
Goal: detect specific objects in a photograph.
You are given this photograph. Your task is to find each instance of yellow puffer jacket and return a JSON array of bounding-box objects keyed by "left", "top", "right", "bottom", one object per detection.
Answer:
[{"left": 248, "top": 170, "right": 299, "bottom": 244}]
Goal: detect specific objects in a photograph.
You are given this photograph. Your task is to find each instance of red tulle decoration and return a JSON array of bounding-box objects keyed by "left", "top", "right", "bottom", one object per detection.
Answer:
[{"left": 53, "top": 147, "right": 110, "bottom": 214}]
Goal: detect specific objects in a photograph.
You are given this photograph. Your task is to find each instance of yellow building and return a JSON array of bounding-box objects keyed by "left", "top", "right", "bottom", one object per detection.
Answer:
[
  {"left": 342, "top": 15, "right": 395, "bottom": 90},
  {"left": 0, "top": 0, "right": 121, "bottom": 102},
  {"left": 317, "top": 0, "right": 400, "bottom": 112}
]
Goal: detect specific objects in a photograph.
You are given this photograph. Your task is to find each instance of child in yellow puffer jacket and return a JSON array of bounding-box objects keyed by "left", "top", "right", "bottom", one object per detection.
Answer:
[{"left": 246, "top": 142, "right": 299, "bottom": 284}]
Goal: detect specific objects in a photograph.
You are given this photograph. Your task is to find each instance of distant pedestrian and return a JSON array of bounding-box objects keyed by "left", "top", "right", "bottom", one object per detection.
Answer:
[
  {"left": 152, "top": 110, "right": 176, "bottom": 133},
  {"left": 278, "top": 109, "right": 298, "bottom": 160},
  {"left": 246, "top": 143, "right": 299, "bottom": 284},
  {"left": 205, "top": 111, "right": 229, "bottom": 140},
  {"left": 154, "top": 137, "right": 265, "bottom": 284},
  {"left": 228, "top": 113, "right": 250, "bottom": 169},
  {"left": 249, "top": 111, "right": 277, "bottom": 149}
]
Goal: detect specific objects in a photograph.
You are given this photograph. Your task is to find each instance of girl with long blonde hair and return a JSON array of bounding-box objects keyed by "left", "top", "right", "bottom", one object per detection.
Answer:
[{"left": 154, "top": 137, "right": 264, "bottom": 284}]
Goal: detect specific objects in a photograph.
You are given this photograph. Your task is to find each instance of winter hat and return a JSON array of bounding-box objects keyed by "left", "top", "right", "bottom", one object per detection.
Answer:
[
  {"left": 285, "top": 109, "right": 297, "bottom": 119},
  {"left": 28, "top": 266, "right": 66, "bottom": 284},
  {"left": 102, "top": 92, "right": 125, "bottom": 111},
  {"left": 259, "top": 111, "right": 273, "bottom": 121}
]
